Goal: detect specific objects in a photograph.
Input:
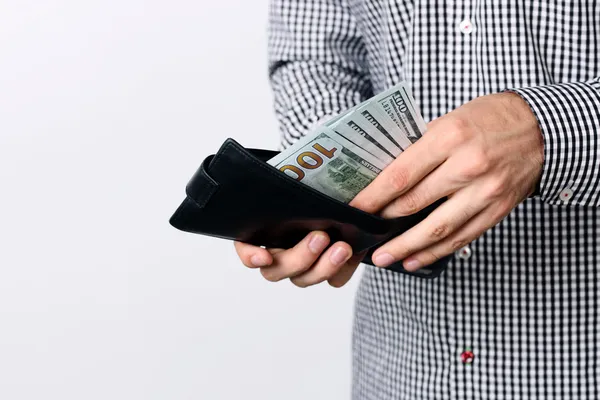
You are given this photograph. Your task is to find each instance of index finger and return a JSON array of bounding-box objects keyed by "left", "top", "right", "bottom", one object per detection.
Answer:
[{"left": 349, "top": 125, "right": 445, "bottom": 214}]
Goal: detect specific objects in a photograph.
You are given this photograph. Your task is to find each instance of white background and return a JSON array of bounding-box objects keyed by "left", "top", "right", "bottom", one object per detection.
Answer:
[{"left": 0, "top": 1, "right": 360, "bottom": 399}]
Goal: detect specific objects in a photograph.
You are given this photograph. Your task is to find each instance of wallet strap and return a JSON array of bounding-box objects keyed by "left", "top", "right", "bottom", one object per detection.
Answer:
[{"left": 186, "top": 156, "right": 219, "bottom": 209}]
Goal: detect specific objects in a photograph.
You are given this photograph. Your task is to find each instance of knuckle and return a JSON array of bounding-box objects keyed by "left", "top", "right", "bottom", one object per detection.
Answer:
[
  {"left": 328, "top": 278, "right": 346, "bottom": 288},
  {"left": 430, "top": 223, "right": 450, "bottom": 240},
  {"left": 312, "top": 274, "right": 329, "bottom": 285},
  {"left": 459, "top": 204, "right": 474, "bottom": 221},
  {"left": 290, "top": 278, "right": 308, "bottom": 288},
  {"left": 284, "top": 250, "right": 314, "bottom": 273},
  {"left": 461, "top": 150, "right": 491, "bottom": 180},
  {"left": 316, "top": 267, "right": 337, "bottom": 283},
  {"left": 484, "top": 178, "right": 507, "bottom": 199},
  {"left": 450, "top": 238, "right": 468, "bottom": 252},
  {"left": 423, "top": 248, "right": 443, "bottom": 262},
  {"left": 288, "top": 259, "right": 311, "bottom": 275},
  {"left": 320, "top": 258, "right": 348, "bottom": 282},
  {"left": 446, "top": 118, "right": 470, "bottom": 144},
  {"left": 452, "top": 116, "right": 471, "bottom": 134},
  {"left": 260, "top": 268, "right": 281, "bottom": 283},
  {"left": 388, "top": 167, "right": 411, "bottom": 193},
  {"left": 400, "top": 192, "right": 421, "bottom": 214}
]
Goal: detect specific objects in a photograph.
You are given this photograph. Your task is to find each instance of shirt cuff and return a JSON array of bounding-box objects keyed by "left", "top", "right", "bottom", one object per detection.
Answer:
[{"left": 509, "top": 80, "right": 600, "bottom": 206}]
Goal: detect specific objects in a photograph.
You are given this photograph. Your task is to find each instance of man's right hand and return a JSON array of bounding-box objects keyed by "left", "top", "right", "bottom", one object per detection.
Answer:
[{"left": 234, "top": 232, "right": 364, "bottom": 288}]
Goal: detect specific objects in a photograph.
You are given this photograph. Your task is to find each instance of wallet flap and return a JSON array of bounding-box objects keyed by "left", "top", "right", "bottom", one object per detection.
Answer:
[{"left": 209, "top": 139, "right": 395, "bottom": 232}]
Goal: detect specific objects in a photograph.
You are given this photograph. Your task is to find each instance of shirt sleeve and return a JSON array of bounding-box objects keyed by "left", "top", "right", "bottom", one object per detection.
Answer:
[
  {"left": 268, "top": 0, "right": 373, "bottom": 149},
  {"left": 510, "top": 77, "right": 600, "bottom": 207}
]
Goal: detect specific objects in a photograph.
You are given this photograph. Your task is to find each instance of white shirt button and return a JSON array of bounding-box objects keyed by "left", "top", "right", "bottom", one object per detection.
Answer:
[
  {"left": 559, "top": 188, "right": 574, "bottom": 203},
  {"left": 457, "top": 246, "right": 472, "bottom": 260},
  {"left": 459, "top": 19, "right": 474, "bottom": 35}
]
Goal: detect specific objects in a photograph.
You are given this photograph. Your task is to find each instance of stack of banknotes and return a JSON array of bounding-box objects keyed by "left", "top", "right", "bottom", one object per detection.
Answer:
[{"left": 267, "top": 82, "right": 427, "bottom": 203}]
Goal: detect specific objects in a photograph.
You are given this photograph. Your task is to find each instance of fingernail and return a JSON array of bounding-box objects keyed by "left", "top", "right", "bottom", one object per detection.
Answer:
[
  {"left": 373, "top": 253, "right": 395, "bottom": 267},
  {"left": 330, "top": 246, "right": 350, "bottom": 265},
  {"left": 404, "top": 258, "right": 422, "bottom": 271},
  {"left": 308, "top": 233, "right": 329, "bottom": 254},
  {"left": 250, "top": 254, "right": 269, "bottom": 267}
]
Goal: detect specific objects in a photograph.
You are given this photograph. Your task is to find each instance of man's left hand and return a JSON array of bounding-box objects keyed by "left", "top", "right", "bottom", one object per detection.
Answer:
[{"left": 348, "top": 92, "right": 544, "bottom": 272}]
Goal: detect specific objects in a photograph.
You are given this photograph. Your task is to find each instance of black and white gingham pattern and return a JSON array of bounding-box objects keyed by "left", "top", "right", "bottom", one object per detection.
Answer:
[{"left": 268, "top": 1, "right": 600, "bottom": 398}]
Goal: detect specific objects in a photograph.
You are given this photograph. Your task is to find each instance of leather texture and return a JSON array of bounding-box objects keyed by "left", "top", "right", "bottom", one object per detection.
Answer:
[{"left": 169, "top": 138, "right": 451, "bottom": 278}]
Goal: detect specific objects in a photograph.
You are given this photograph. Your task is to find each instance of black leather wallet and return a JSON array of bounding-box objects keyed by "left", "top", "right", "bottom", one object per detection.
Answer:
[{"left": 169, "top": 138, "right": 451, "bottom": 278}]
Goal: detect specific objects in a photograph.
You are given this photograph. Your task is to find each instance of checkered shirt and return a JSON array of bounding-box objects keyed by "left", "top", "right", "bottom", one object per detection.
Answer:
[{"left": 268, "top": 1, "right": 600, "bottom": 398}]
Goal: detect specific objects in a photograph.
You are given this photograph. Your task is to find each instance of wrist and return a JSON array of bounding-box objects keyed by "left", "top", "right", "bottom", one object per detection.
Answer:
[{"left": 503, "top": 92, "right": 544, "bottom": 197}]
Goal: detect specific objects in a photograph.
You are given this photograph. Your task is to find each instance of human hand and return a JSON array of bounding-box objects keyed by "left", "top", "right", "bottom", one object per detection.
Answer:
[
  {"left": 234, "top": 233, "right": 364, "bottom": 288},
  {"left": 349, "top": 92, "right": 544, "bottom": 271}
]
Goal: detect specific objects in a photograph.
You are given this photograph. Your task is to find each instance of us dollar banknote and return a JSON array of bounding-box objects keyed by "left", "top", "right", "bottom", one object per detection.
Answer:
[
  {"left": 267, "top": 128, "right": 384, "bottom": 203},
  {"left": 357, "top": 105, "right": 413, "bottom": 151},
  {"left": 370, "top": 83, "right": 427, "bottom": 144},
  {"left": 330, "top": 116, "right": 396, "bottom": 164},
  {"left": 268, "top": 81, "right": 427, "bottom": 202}
]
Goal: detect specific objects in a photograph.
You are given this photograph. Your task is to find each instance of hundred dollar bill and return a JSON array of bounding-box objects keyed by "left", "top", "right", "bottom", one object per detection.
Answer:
[
  {"left": 330, "top": 117, "right": 395, "bottom": 165},
  {"left": 268, "top": 128, "right": 384, "bottom": 203},
  {"left": 333, "top": 126, "right": 394, "bottom": 166},
  {"left": 370, "top": 82, "right": 427, "bottom": 144},
  {"left": 325, "top": 105, "right": 358, "bottom": 128},
  {"left": 357, "top": 105, "right": 413, "bottom": 151},
  {"left": 347, "top": 112, "right": 404, "bottom": 157}
]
